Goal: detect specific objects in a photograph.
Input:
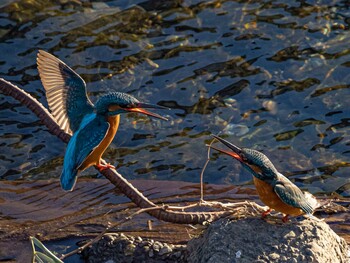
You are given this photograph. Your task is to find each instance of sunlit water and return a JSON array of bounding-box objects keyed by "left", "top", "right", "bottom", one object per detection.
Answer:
[
  {"left": 0, "top": 2, "right": 350, "bottom": 197},
  {"left": 1, "top": 0, "right": 350, "bottom": 261}
]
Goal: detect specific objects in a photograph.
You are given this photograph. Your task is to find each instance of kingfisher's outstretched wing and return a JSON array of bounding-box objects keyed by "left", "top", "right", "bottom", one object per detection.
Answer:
[
  {"left": 273, "top": 174, "right": 315, "bottom": 214},
  {"left": 61, "top": 114, "right": 109, "bottom": 191},
  {"left": 37, "top": 50, "right": 94, "bottom": 134}
]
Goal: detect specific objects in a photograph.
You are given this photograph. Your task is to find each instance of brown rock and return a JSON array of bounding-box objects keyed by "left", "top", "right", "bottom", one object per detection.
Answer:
[{"left": 187, "top": 218, "right": 349, "bottom": 263}]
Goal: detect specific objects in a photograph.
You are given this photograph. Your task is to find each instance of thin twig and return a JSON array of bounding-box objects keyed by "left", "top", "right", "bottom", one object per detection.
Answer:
[
  {"left": 165, "top": 203, "right": 202, "bottom": 211},
  {"left": 1, "top": 77, "right": 236, "bottom": 224},
  {"left": 200, "top": 137, "right": 216, "bottom": 202}
]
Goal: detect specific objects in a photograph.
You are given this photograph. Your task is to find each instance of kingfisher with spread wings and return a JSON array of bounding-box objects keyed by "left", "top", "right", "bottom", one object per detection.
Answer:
[{"left": 37, "top": 51, "right": 168, "bottom": 191}]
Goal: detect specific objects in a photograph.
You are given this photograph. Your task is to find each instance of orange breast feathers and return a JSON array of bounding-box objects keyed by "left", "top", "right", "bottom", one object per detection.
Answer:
[
  {"left": 253, "top": 177, "right": 304, "bottom": 216},
  {"left": 79, "top": 115, "right": 120, "bottom": 171}
]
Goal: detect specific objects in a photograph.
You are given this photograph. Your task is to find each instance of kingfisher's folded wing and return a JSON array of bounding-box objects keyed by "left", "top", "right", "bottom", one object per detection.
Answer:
[
  {"left": 274, "top": 174, "right": 315, "bottom": 214},
  {"left": 61, "top": 114, "right": 109, "bottom": 190}
]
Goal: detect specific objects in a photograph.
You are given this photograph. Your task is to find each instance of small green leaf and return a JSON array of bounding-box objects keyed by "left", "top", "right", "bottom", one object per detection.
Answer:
[{"left": 30, "top": 236, "right": 63, "bottom": 263}]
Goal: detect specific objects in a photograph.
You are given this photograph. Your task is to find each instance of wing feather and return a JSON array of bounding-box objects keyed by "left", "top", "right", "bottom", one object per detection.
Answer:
[
  {"left": 274, "top": 174, "right": 315, "bottom": 214},
  {"left": 37, "top": 50, "right": 94, "bottom": 134},
  {"left": 74, "top": 117, "right": 110, "bottom": 169},
  {"left": 61, "top": 114, "right": 109, "bottom": 190}
]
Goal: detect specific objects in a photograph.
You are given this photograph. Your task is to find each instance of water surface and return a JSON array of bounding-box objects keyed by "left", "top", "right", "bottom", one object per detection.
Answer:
[
  {"left": 1, "top": 0, "right": 350, "bottom": 261},
  {"left": 2, "top": 0, "right": 349, "bottom": 194}
]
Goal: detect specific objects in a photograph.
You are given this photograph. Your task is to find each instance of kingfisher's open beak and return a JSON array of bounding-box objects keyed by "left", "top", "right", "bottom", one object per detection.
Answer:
[
  {"left": 208, "top": 134, "right": 243, "bottom": 162},
  {"left": 127, "top": 102, "right": 169, "bottom": 121}
]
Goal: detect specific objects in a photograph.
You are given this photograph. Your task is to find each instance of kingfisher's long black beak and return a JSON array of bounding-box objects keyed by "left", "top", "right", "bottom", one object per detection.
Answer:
[
  {"left": 208, "top": 134, "right": 243, "bottom": 162},
  {"left": 127, "top": 102, "right": 169, "bottom": 121}
]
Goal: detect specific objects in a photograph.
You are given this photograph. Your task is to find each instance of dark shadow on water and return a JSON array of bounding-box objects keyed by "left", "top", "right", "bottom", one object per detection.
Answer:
[{"left": 0, "top": 0, "right": 350, "bottom": 260}]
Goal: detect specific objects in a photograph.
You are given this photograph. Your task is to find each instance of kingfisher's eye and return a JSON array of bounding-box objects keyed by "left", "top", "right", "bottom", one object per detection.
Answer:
[
  {"left": 241, "top": 156, "right": 249, "bottom": 162},
  {"left": 125, "top": 104, "right": 135, "bottom": 109},
  {"left": 243, "top": 156, "right": 255, "bottom": 165}
]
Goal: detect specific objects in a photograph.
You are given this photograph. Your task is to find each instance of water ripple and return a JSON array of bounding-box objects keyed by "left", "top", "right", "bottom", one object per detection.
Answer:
[{"left": 0, "top": 0, "right": 349, "bottom": 197}]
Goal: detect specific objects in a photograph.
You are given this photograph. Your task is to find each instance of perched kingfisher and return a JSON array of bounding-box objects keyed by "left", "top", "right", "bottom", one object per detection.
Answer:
[
  {"left": 37, "top": 50, "right": 168, "bottom": 191},
  {"left": 209, "top": 135, "right": 319, "bottom": 222}
]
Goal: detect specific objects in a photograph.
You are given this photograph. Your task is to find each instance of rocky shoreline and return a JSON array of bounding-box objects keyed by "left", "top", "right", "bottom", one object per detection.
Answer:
[
  {"left": 83, "top": 217, "right": 349, "bottom": 263},
  {"left": 82, "top": 232, "right": 188, "bottom": 263}
]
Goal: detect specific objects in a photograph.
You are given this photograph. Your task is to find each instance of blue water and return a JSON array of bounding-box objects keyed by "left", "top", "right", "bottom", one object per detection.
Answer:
[{"left": 0, "top": 0, "right": 349, "bottom": 196}]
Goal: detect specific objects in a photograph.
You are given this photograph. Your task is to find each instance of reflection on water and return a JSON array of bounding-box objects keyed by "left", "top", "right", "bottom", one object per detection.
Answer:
[
  {"left": 0, "top": 0, "right": 350, "bottom": 198},
  {"left": 0, "top": 179, "right": 348, "bottom": 261},
  {"left": 0, "top": 179, "right": 256, "bottom": 261}
]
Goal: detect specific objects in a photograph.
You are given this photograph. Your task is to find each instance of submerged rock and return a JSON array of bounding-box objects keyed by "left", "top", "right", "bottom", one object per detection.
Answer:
[
  {"left": 187, "top": 218, "right": 349, "bottom": 263},
  {"left": 83, "top": 218, "right": 349, "bottom": 263}
]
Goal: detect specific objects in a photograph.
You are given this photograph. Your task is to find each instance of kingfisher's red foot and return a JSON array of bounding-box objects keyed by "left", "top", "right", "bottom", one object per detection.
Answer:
[
  {"left": 96, "top": 163, "right": 115, "bottom": 171},
  {"left": 282, "top": 215, "right": 290, "bottom": 223},
  {"left": 261, "top": 208, "right": 272, "bottom": 218}
]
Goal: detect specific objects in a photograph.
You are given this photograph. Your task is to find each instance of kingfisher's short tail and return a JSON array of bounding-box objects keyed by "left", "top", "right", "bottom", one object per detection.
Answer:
[
  {"left": 60, "top": 168, "right": 78, "bottom": 191},
  {"left": 304, "top": 191, "right": 321, "bottom": 212}
]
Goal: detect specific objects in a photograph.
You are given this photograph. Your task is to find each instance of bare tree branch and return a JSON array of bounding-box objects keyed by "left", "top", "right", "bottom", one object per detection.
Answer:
[{"left": 0, "top": 78, "right": 238, "bottom": 224}]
